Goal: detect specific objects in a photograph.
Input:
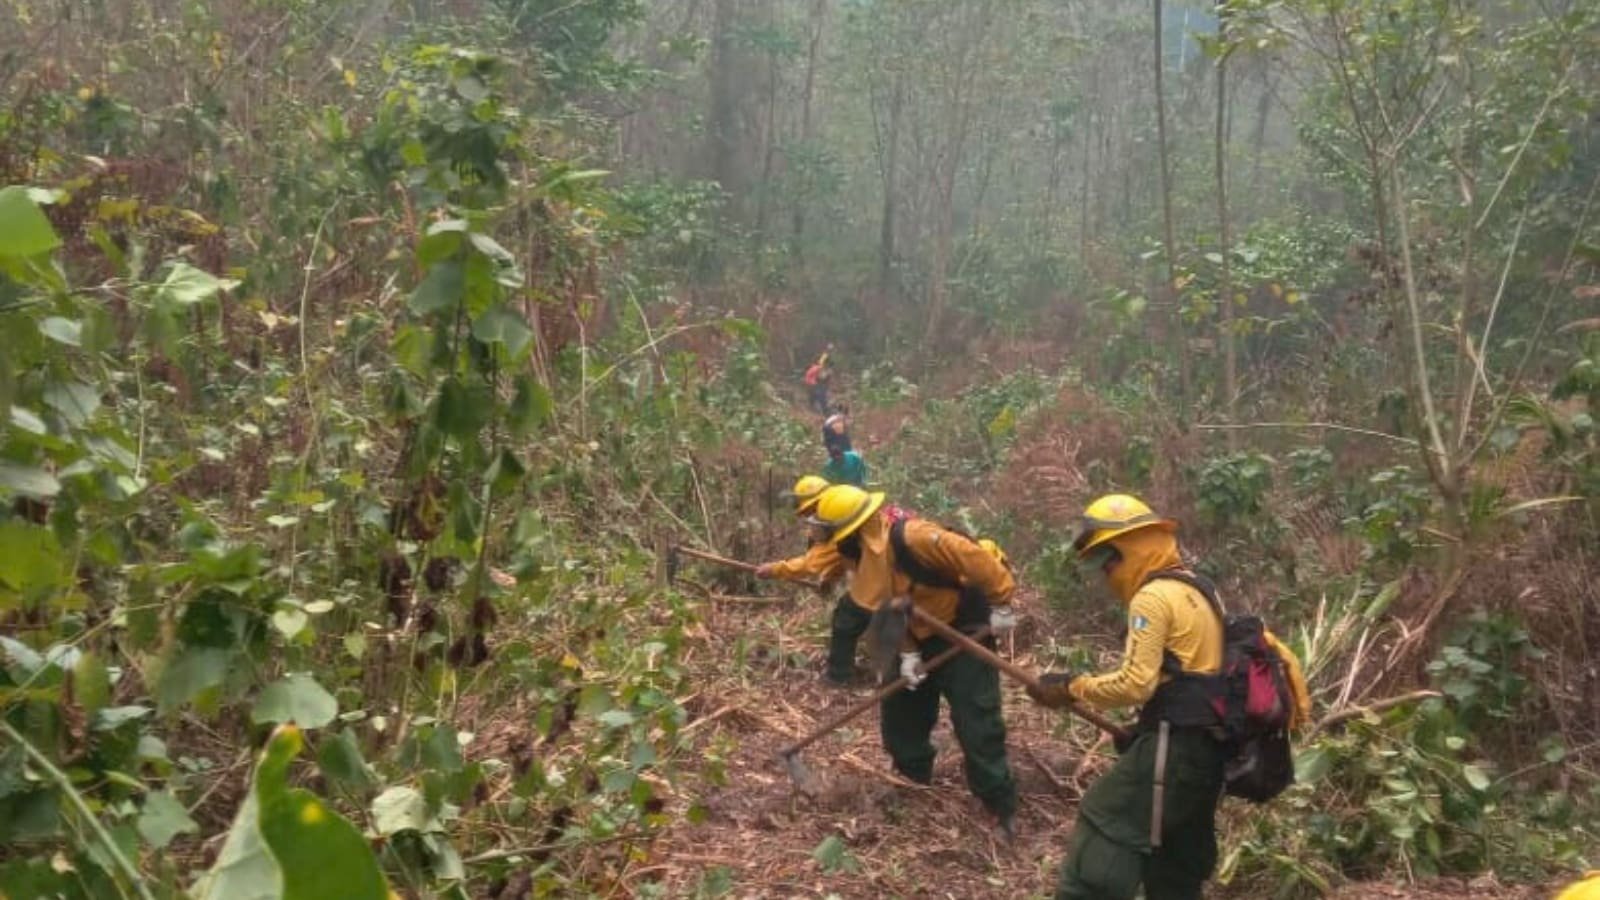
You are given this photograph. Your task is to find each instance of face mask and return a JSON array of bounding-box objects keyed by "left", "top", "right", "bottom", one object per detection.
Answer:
[
  {"left": 1079, "top": 544, "right": 1121, "bottom": 573},
  {"left": 836, "top": 532, "right": 863, "bottom": 562},
  {"left": 1079, "top": 544, "right": 1126, "bottom": 602}
]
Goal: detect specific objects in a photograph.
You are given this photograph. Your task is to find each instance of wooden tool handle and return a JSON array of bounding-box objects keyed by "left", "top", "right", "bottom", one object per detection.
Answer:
[
  {"left": 674, "top": 546, "right": 761, "bottom": 573},
  {"left": 780, "top": 626, "right": 993, "bottom": 759},
  {"left": 908, "top": 606, "right": 1132, "bottom": 742},
  {"left": 673, "top": 545, "right": 826, "bottom": 592}
]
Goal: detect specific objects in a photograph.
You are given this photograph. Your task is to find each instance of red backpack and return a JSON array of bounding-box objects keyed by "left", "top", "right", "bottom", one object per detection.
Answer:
[{"left": 1145, "top": 570, "right": 1296, "bottom": 803}]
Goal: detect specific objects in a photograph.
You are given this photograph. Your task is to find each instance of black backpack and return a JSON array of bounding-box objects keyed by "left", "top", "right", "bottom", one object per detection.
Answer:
[
  {"left": 887, "top": 519, "right": 991, "bottom": 630},
  {"left": 1146, "top": 571, "right": 1297, "bottom": 804}
]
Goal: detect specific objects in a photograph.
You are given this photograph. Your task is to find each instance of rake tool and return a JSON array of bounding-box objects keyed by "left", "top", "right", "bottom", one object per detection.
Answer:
[
  {"left": 779, "top": 625, "right": 995, "bottom": 796},
  {"left": 908, "top": 606, "right": 1132, "bottom": 744}
]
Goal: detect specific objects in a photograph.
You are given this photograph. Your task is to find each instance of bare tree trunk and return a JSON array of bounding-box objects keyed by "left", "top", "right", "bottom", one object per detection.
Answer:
[
  {"left": 792, "top": 0, "right": 828, "bottom": 256},
  {"left": 1250, "top": 67, "right": 1275, "bottom": 189},
  {"left": 1215, "top": 2, "right": 1237, "bottom": 441},
  {"left": 878, "top": 77, "right": 903, "bottom": 299},
  {"left": 754, "top": 40, "right": 780, "bottom": 244},
  {"left": 706, "top": 0, "right": 740, "bottom": 205},
  {"left": 1154, "top": 0, "right": 1190, "bottom": 412},
  {"left": 1079, "top": 105, "right": 1092, "bottom": 262}
]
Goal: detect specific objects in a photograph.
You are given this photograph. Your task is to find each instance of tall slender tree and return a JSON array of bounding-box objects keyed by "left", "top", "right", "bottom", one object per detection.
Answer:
[
  {"left": 1214, "top": 0, "right": 1237, "bottom": 439},
  {"left": 1153, "top": 0, "right": 1189, "bottom": 410}
]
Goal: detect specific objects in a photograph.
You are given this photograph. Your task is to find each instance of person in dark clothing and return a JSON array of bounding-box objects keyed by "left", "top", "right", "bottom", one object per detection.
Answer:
[{"left": 822, "top": 403, "right": 852, "bottom": 454}]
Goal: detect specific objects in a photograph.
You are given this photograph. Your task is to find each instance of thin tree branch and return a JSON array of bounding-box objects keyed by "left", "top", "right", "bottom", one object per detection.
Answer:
[
  {"left": 1389, "top": 160, "right": 1454, "bottom": 477},
  {"left": 1311, "top": 690, "right": 1443, "bottom": 735},
  {"left": 0, "top": 722, "right": 157, "bottom": 900},
  {"left": 1475, "top": 70, "right": 1570, "bottom": 232},
  {"left": 1466, "top": 168, "right": 1600, "bottom": 463},
  {"left": 1196, "top": 421, "right": 1419, "bottom": 448},
  {"left": 1456, "top": 204, "right": 1529, "bottom": 449}
]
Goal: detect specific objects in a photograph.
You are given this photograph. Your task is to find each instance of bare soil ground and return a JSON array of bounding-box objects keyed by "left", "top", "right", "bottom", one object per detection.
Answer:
[
  {"left": 610, "top": 591, "right": 1559, "bottom": 899},
  {"left": 639, "top": 593, "right": 1108, "bottom": 899}
]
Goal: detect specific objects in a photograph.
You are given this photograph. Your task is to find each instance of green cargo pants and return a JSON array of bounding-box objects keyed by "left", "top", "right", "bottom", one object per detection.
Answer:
[
  {"left": 1054, "top": 727, "right": 1226, "bottom": 900},
  {"left": 879, "top": 634, "right": 1018, "bottom": 819},
  {"left": 826, "top": 594, "right": 873, "bottom": 683}
]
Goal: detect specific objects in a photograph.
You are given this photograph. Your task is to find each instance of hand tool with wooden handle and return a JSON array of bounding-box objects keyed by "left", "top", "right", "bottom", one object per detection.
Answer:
[
  {"left": 908, "top": 605, "right": 1132, "bottom": 743},
  {"left": 779, "top": 625, "right": 994, "bottom": 795},
  {"left": 669, "top": 545, "right": 824, "bottom": 591}
]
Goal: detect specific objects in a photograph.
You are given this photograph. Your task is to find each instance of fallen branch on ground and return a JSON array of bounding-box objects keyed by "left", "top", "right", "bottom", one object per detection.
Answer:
[{"left": 1311, "top": 690, "right": 1444, "bottom": 735}]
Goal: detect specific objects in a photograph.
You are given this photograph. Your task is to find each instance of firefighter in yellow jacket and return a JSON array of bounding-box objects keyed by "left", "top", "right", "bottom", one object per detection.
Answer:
[
  {"left": 754, "top": 476, "right": 866, "bottom": 684},
  {"left": 805, "top": 484, "right": 1021, "bottom": 835},
  {"left": 1027, "top": 494, "right": 1309, "bottom": 900}
]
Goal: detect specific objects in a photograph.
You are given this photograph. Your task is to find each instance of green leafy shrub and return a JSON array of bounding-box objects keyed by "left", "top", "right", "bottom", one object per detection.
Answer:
[
  {"left": 1195, "top": 452, "right": 1275, "bottom": 527},
  {"left": 1347, "top": 466, "right": 1433, "bottom": 567},
  {"left": 1426, "top": 610, "right": 1542, "bottom": 730}
]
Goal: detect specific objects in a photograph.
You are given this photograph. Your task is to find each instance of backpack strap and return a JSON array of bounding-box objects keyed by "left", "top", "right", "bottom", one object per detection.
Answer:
[
  {"left": 888, "top": 519, "right": 962, "bottom": 591},
  {"left": 1143, "top": 568, "right": 1227, "bottom": 679},
  {"left": 1142, "top": 568, "right": 1227, "bottom": 620}
]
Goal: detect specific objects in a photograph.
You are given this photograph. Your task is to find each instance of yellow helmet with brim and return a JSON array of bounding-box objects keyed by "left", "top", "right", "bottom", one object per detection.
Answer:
[
  {"left": 1073, "top": 494, "right": 1177, "bottom": 556},
  {"left": 805, "top": 484, "right": 886, "bottom": 544}
]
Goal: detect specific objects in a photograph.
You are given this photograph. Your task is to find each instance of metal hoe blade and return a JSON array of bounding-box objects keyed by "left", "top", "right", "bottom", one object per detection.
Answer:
[
  {"left": 781, "top": 750, "right": 826, "bottom": 798},
  {"left": 864, "top": 602, "right": 909, "bottom": 683}
]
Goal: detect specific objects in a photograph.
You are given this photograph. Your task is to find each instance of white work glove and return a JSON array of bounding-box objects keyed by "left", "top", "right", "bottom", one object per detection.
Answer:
[
  {"left": 990, "top": 606, "right": 1018, "bottom": 636},
  {"left": 899, "top": 652, "right": 926, "bottom": 690}
]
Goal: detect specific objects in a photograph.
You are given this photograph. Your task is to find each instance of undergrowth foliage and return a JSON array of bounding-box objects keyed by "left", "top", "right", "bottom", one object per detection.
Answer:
[
  {"left": 0, "top": 13, "right": 785, "bottom": 897},
  {"left": 4, "top": 0, "right": 1600, "bottom": 897}
]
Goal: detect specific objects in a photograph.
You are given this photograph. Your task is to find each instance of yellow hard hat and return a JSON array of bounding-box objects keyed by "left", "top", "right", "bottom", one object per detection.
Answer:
[
  {"left": 1556, "top": 872, "right": 1600, "bottom": 900},
  {"left": 978, "top": 538, "right": 1010, "bottom": 569},
  {"left": 784, "top": 475, "right": 831, "bottom": 515},
  {"left": 1073, "top": 494, "right": 1176, "bottom": 557},
  {"left": 806, "top": 484, "right": 885, "bottom": 544}
]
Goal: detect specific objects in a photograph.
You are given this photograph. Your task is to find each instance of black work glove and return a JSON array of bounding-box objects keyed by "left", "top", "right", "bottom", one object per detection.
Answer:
[{"left": 1026, "top": 672, "right": 1077, "bottom": 709}]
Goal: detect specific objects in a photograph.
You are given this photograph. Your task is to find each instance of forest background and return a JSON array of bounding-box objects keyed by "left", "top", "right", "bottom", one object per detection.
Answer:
[{"left": 1, "top": 0, "right": 1598, "bottom": 897}]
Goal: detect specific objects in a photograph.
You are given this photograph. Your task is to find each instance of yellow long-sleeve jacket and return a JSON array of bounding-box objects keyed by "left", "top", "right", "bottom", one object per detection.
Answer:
[
  {"left": 1068, "top": 526, "right": 1312, "bottom": 729},
  {"left": 848, "top": 515, "right": 1015, "bottom": 640},
  {"left": 765, "top": 541, "right": 848, "bottom": 586}
]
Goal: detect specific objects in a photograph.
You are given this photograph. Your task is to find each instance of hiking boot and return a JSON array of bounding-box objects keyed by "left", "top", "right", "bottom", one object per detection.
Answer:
[{"left": 996, "top": 812, "right": 1017, "bottom": 843}]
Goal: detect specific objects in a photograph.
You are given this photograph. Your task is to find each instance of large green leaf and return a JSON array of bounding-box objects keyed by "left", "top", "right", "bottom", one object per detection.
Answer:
[
  {"left": 316, "top": 730, "right": 376, "bottom": 791},
  {"left": 158, "top": 263, "right": 237, "bottom": 306},
  {"left": 196, "top": 726, "right": 387, "bottom": 900},
  {"left": 371, "top": 785, "right": 429, "bottom": 836},
  {"left": 41, "top": 380, "right": 101, "bottom": 427},
  {"left": 193, "top": 783, "right": 280, "bottom": 900},
  {"left": 0, "top": 186, "right": 61, "bottom": 258},
  {"left": 432, "top": 377, "right": 491, "bottom": 439},
  {"left": 0, "top": 521, "right": 69, "bottom": 598},
  {"left": 262, "top": 789, "right": 390, "bottom": 900},
  {"left": 252, "top": 674, "right": 338, "bottom": 728},
  {"left": 471, "top": 304, "right": 533, "bottom": 358},
  {"left": 37, "top": 317, "right": 82, "bottom": 346},
  {"left": 409, "top": 261, "right": 464, "bottom": 315},
  {"left": 0, "top": 462, "right": 60, "bottom": 500},
  {"left": 155, "top": 647, "right": 232, "bottom": 713},
  {"left": 507, "top": 374, "right": 553, "bottom": 435},
  {"left": 137, "top": 790, "right": 199, "bottom": 849}
]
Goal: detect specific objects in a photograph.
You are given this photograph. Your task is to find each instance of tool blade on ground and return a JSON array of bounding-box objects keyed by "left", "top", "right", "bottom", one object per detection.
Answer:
[
  {"left": 778, "top": 625, "right": 993, "bottom": 795},
  {"left": 782, "top": 750, "right": 826, "bottom": 798},
  {"left": 864, "top": 601, "right": 909, "bottom": 683}
]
